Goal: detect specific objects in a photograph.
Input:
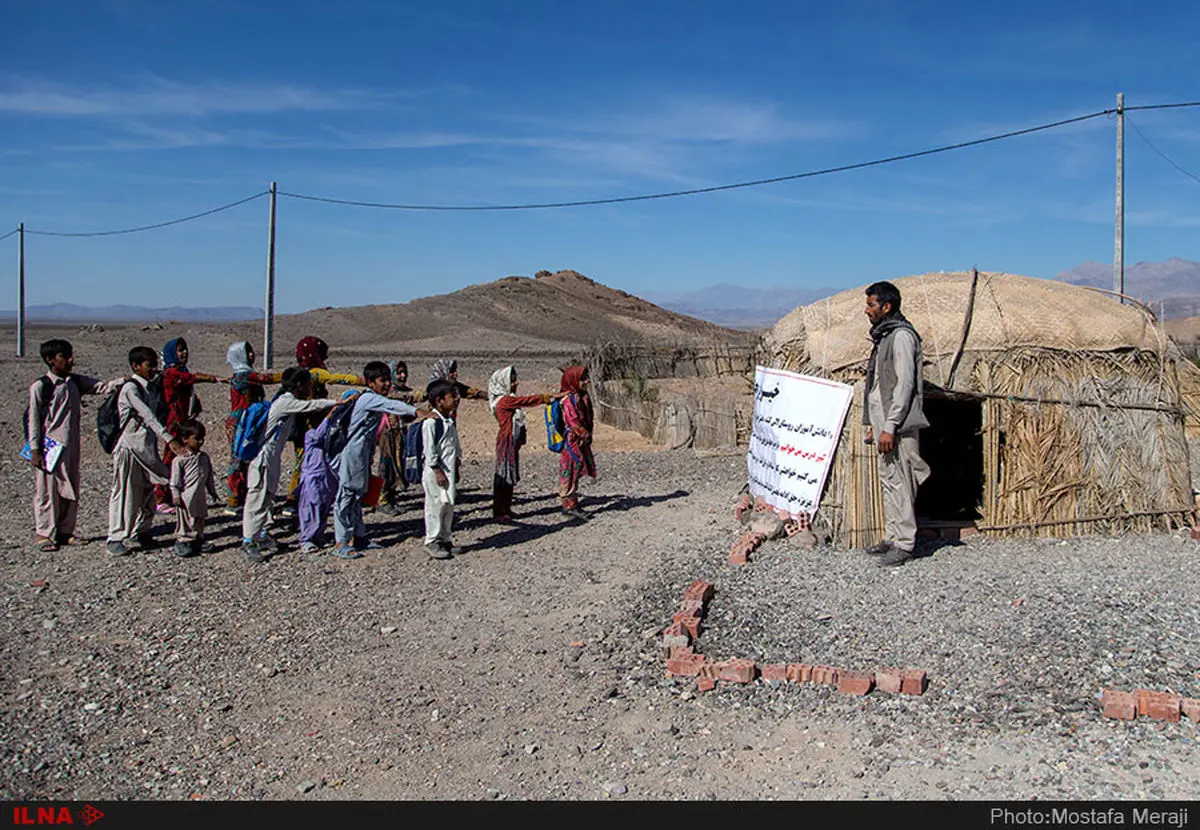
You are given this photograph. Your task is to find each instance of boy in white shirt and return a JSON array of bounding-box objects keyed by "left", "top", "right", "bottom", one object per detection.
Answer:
[{"left": 422, "top": 379, "right": 462, "bottom": 560}]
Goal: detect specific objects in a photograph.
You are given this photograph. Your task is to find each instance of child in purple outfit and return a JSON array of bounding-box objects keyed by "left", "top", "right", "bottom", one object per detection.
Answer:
[{"left": 296, "top": 406, "right": 341, "bottom": 554}]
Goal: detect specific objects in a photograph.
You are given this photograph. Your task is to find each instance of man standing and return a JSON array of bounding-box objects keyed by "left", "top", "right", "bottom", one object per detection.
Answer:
[{"left": 862, "top": 281, "right": 931, "bottom": 567}]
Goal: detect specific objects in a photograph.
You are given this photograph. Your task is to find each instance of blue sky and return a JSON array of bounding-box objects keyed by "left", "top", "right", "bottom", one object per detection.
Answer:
[{"left": 1, "top": 0, "right": 1199, "bottom": 313}]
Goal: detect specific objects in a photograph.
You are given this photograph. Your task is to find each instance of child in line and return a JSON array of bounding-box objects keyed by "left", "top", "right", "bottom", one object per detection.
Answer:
[
  {"left": 375, "top": 359, "right": 414, "bottom": 515},
  {"left": 296, "top": 394, "right": 354, "bottom": 555},
  {"left": 155, "top": 337, "right": 225, "bottom": 512},
  {"left": 558, "top": 365, "right": 596, "bottom": 521},
  {"left": 107, "top": 347, "right": 186, "bottom": 557},
  {"left": 242, "top": 368, "right": 353, "bottom": 563},
  {"left": 284, "top": 336, "right": 363, "bottom": 515},
  {"left": 331, "top": 362, "right": 428, "bottom": 560},
  {"left": 422, "top": 379, "right": 462, "bottom": 560},
  {"left": 169, "top": 420, "right": 219, "bottom": 558},
  {"left": 223, "top": 340, "right": 281, "bottom": 513},
  {"left": 428, "top": 358, "right": 487, "bottom": 405},
  {"left": 26, "top": 338, "right": 125, "bottom": 551},
  {"left": 487, "top": 365, "right": 561, "bottom": 522}
]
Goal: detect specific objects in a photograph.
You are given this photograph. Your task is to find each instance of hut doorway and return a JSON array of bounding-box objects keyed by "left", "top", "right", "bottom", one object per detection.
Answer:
[{"left": 916, "top": 393, "right": 984, "bottom": 522}]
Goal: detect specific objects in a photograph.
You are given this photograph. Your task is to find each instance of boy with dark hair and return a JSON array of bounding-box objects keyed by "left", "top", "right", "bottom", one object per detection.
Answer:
[
  {"left": 170, "top": 420, "right": 219, "bottom": 558},
  {"left": 26, "top": 339, "right": 125, "bottom": 551},
  {"left": 422, "top": 378, "right": 462, "bottom": 560},
  {"left": 329, "top": 360, "right": 429, "bottom": 559},
  {"left": 107, "top": 346, "right": 185, "bottom": 556}
]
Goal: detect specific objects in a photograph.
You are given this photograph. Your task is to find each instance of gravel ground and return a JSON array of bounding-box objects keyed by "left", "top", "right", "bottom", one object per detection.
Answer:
[{"left": 2, "top": 442, "right": 1200, "bottom": 801}]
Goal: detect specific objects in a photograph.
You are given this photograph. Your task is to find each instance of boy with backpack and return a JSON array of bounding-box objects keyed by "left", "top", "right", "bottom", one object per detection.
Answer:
[
  {"left": 241, "top": 368, "right": 353, "bottom": 563},
  {"left": 106, "top": 346, "right": 186, "bottom": 557},
  {"left": 25, "top": 338, "right": 126, "bottom": 551},
  {"left": 422, "top": 378, "right": 462, "bottom": 560},
  {"left": 330, "top": 361, "right": 430, "bottom": 560}
]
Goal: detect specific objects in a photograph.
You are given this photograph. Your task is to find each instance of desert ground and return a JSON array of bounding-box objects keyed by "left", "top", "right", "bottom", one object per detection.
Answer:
[{"left": 2, "top": 322, "right": 1200, "bottom": 803}]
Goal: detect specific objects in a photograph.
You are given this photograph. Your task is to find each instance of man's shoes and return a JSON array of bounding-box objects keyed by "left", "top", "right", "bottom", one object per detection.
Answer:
[
  {"left": 241, "top": 540, "right": 266, "bottom": 564},
  {"left": 198, "top": 540, "right": 214, "bottom": 554},
  {"left": 877, "top": 547, "right": 913, "bottom": 568},
  {"left": 864, "top": 540, "right": 893, "bottom": 556},
  {"left": 378, "top": 503, "right": 401, "bottom": 517},
  {"left": 107, "top": 540, "right": 130, "bottom": 557},
  {"left": 425, "top": 541, "right": 452, "bottom": 560},
  {"left": 173, "top": 540, "right": 198, "bottom": 558}
]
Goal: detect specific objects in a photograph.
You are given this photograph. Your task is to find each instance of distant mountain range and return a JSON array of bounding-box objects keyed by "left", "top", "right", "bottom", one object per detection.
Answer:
[
  {"left": 648, "top": 259, "right": 1200, "bottom": 328},
  {"left": 0, "top": 303, "right": 262, "bottom": 323}
]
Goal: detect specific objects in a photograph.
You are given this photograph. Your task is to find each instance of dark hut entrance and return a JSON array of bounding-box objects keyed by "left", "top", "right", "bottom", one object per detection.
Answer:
[{"left": 916, "top": 390, "right": 984, "bottom": 525}]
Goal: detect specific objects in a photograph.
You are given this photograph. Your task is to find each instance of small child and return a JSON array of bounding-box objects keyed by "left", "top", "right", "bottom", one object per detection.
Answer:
[
  {"left": 155, "top": 337, "right": 225, "bottom": 511},
  {"left": 107, "top": 347, "right": 185, "bottom": 557},
  {"left": 169, "top": 420, "right": 219, "bottom": 558},
  {"left": 557, "top": 365, "right": 596, "bottom": 520},
  {"left": 296, "top": 396, "right": 352, "bottom": 555},
  {"left": 330, "top": 361, "right": 427, "bottom": 560},
  {"left": 242, "top": 368, "right": 351, "bottom": 563},
  {"left": 422, "top": 378, "right": 462, "bottom": 560},
  {"left": 26, "top": 338, "right": 125, "bottom": 551}
]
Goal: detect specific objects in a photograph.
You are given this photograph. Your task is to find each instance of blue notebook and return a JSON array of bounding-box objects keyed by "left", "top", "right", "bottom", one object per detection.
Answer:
[{"left": 20, "top": 436, "right": 64, "bottom": 473}]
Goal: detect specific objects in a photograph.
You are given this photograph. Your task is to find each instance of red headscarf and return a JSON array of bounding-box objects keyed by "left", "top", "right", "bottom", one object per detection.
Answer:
[
  {"left": 560, "top": 365, "right": 587, "bottom": 394},
  {"left": 295, "top": 336, "right": 328, "bottom": 370}
]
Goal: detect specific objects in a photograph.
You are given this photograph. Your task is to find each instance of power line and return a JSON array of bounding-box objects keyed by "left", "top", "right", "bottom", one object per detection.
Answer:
[
  {"left": 25, "top": 190, "right": 269, "bottom": 238},
  {"left": 279, "top": 108, "right": 1123, "bottom": 212},
  {"left": 1126, "top": 114, "right": 1200, "bottom": 187},
  {"left": 0, "top": 227, "right": 17, "bottom": 242}
]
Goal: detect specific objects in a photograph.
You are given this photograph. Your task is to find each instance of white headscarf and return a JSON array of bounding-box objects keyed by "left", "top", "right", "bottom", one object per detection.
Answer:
[
  {"left": 488, "top": 366, "right": 514, "bottom": 412},
  {"left": 226, "top": 341, "right": 253, "bottom": 374}
]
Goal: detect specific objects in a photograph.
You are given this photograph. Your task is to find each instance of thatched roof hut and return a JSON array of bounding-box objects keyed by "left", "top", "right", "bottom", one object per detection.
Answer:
[{"left": 759, "top": 270, "right": 1195, "bottom": 546}]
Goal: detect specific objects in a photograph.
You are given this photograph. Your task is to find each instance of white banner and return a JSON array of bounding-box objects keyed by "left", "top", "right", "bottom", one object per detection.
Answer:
[{"left": 747, "top": 366, "right": 853, "bottom": 517}]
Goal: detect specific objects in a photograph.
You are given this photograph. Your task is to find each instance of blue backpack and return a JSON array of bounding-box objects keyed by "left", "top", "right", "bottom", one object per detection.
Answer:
[
  {"left": 544, "top": 397, "right": 568, "bottom": 452},
  {"left": 231, "top": 401, "right": 273, "bottom": 463},
  {"left": 402, "top": 418, "right": 445, "bottom": 485}
]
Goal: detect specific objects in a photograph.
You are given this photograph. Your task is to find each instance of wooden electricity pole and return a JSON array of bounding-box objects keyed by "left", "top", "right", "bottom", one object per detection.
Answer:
[
  {"left": 264, "top": 182, "right": 277, "bottom": 369},
  {"left": 17, "top": 222, "right": 25, "bottom": 358},
  {"left": 1114, "top": 92, "right": 1125, "bottom": 303}
]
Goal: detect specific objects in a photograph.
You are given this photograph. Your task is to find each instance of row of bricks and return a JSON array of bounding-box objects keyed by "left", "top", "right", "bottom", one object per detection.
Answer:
[
  {"left": 662, "top": 580, "right": 717, "bottom": 645},
  {"left": 729, "top": 531, "right": 768, "bottom": 565},
  {"left": 666, "top": 649, "right": 927, "bottom": 696},
  {"left": 1101, "top": 688, "right": 1200, "bottom": 723},
  {"left": 735, "top": 495, "right": 810, "bottom": 528}
]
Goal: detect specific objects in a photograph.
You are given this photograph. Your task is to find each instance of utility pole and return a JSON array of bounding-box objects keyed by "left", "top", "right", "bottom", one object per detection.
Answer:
[
  {"left": 1114, "top": 92, "right": 1125, "bottom": 303},
  {"left": 17, "top": 222, "right": 25, "bottom": 358},
  {"left": 264, "top": 182, "right": 277, "bottom": 369}
]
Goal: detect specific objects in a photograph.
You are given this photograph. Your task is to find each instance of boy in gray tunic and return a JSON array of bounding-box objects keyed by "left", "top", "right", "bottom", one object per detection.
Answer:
[
  {"left": 862, "top": 281, "right": 931, "bottom": 567},
  {"left": 330, "top": 361, "right": 427, "bottom": 560},
  {"left": 170, "top": 420, "right": 219, "bottom": 558}
]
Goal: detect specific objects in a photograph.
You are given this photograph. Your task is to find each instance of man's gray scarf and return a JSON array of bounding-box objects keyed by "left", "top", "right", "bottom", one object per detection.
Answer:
[{"left": 864, "top": 313, "right": 918, "bottom": 404}]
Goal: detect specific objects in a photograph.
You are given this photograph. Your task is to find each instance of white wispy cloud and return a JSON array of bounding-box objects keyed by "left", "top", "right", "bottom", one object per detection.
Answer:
[{"left": 0, "top": 75, "right": 399, "bottom": 116}]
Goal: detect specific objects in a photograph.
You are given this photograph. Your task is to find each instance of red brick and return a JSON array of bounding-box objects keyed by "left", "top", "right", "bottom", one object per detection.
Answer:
[
  {"left": 874, "top": 668, "right": 903, "bottom": 695},
  {"left": 1138, "top": 690, "right": 1181, "bottom": 722},
  {"left": 666, "top": 653, "right": 705, "bottom": 677},
  {"left": 959, "top": 526, "right": 980, "bottom": 539},
  {"left": 729, "top": 548, "right": 749, "bottom": 566},
  {"left": 837, "top": 670, "right": 875, "bottom": 696},
  {"left": 1101, "top": 689, "right": 1137, "bottom": 721},
  {"left": 1181, "top": 698, "right": 1200, "bottom": 723},
  {"left": 776, "top": 508, "right": 791, "bottom": 521},
  {"left": 1191, "top": 526, "right": 1200, "bottom": 541},
  {"left": 813, "top": 665, "right": 839, "bottom": 685},
  {"left": 662, "top": 622, "right": 690, "bottom": 650},
  {"left": 698, "top": 661, "right": 721, "bottom": 680},
  {"left": 684, "top": 580, "right": 715, "bottom": 604},
  {"left": 680, "top": 617, "right": 701, "bottom": 639},
  {"left": 900, "top": 669, "right": 927, "bottom": 695},
  {"left": 753, "top": 497, "right": 770, "bottom": 513},
  {"left": 697, "top": 676, "right": 716, "bottom": 693},
  {"left": 786, "top": 663, "right": 811, "bottom": 683},
  {"left": 717, "top": 658, "right": 757, "bottom": 684},
  {"left": 679, "top": 598, "right": 705, "bottom": 614},
  {"left": 667, "top": 645, "right": 694, "bottom": 659},
  {"left": 761, "top": 664, "right": 788, "bottom": 682}
]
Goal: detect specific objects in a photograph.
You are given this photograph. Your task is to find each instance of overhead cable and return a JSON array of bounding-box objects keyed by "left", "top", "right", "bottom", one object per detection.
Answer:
[{"left": 26, "top": 190, "right": 269, "bottom": 238}]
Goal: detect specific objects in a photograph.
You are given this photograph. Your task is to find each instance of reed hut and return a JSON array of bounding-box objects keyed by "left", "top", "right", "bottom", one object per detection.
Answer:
[{"left": 758, "top": 270, "right": 1195, "bottom": 546}]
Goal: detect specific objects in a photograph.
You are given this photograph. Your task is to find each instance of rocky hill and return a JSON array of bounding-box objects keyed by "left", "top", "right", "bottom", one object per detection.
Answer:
[{"left": 267, "top": 269, "right": 754, "bottom": 356}]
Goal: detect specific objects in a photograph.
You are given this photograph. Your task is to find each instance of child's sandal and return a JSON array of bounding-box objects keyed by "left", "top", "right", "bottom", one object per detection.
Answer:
[{"left": 34, "top": 537, "right": 58, "bottom": 552}]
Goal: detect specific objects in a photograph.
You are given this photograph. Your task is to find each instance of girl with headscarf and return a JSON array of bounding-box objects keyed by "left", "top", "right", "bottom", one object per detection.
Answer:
[
  {"left": 426, "top": 358, "right": 487, "bottom": 406},
  {"left": 223, "top": 341, "right": 282, "bottom": 511},
  {"left": 284, "top": 336, "right": 364, "bottom": 513},
  {"left": 488, "top": 366, "right": 560, "bottom": 522},
  {"left": 557, "top": 365, "right": 596, "bottom": 520},
  {"left": 154, "top": 337, "right": 225, "bottom": 511}
]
